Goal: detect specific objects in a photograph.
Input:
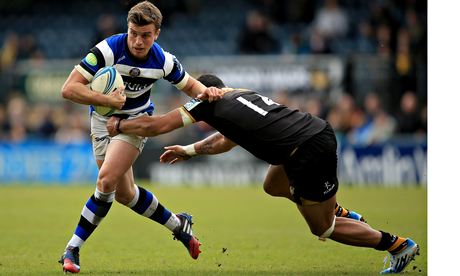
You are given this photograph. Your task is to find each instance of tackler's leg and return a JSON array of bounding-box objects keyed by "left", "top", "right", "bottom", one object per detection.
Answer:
[
  {"left": 296, "top": 194, "right": 419, "bottom": 274},
  {"left": 263, "top": 165, "right": 295, "bottom": 202}
]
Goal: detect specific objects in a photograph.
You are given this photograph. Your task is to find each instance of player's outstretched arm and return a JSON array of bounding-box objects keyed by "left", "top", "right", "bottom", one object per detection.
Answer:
[
  {"left": 106, "top": 108, "right": 184, "bottom": 137},
  {"left": 160, "top": 132, "right": 237, "bottom": 164}
]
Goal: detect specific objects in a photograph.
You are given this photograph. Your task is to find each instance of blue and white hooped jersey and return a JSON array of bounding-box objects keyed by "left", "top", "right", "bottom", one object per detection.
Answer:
[{"left": 75, "top": 33, "right": 189, "bottom": 116}]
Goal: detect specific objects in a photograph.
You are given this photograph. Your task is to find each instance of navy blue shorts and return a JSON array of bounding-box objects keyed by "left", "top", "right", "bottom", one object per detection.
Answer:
[{"left": 283, "top": 123, "right": 339, "bottom": 203}]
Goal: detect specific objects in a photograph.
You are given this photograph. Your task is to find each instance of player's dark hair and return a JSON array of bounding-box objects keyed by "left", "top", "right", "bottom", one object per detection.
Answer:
[
  {"left": 197, "top": 74, "right": 226, "bottom": 88},
  {"left": 127, "top": 1, "right": 162, "bottom": 29}
]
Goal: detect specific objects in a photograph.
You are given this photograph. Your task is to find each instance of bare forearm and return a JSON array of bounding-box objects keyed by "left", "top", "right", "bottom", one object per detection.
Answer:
[
  {"left": 117, "top": 117, "right": 152, "bottom": 136},
  {"left": 63, "top": 82, "right": 110, "bottom": 106},
  {"left": 181, "top": 77, "right": 206, "bottom": 98},
  {"left": 194, "top": 132, "right": 236, "bottom": 155},
  {"left": 117, "top": 110, "right": 183, "bottom": 137},
  {"left": 159, "top": 132, "right": 237, "bottom": 164},
  {"left": 61, "top": 68, "right": 126, "bottom": 108}
]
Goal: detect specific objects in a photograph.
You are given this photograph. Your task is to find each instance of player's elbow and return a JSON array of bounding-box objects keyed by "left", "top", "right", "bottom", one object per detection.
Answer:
[{"left": 61, "top": 83, "right": 72, "bottom": 100}]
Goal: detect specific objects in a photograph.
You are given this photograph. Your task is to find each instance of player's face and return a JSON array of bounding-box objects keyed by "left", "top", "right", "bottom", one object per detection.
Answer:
[{"left": 127, "top": 23, "right": 160, "bottom": 59}]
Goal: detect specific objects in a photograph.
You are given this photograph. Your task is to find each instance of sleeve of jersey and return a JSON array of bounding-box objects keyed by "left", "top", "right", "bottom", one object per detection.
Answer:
[
  {"left": 163, "top": 51, "right": 189, "bottom": 90},
  {"left": 75, "top": 39, "right": 114, "bottom": 82},
  {"left": 180, "top": 98, "right": 208, "bottom": 125}
]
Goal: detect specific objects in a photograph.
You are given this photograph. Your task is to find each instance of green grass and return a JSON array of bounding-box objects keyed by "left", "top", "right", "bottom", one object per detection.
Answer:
[{"left": 0, "top": 185, "right": 427, "bottom": 275}]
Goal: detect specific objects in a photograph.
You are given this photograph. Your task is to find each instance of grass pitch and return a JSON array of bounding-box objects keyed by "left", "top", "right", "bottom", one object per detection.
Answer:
[{"left": 0, "top": 184, "right": 426, "bottom": 275}]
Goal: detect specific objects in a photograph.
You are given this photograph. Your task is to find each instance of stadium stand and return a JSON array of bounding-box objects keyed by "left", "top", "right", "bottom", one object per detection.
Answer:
[{"left": 0, "top": 0, "right": 426, "bottom": 145}]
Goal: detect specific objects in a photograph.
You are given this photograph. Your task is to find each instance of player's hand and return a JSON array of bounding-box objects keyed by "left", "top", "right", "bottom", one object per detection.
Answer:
[
  {"left": 196, "top": 87, "right": 223, "bottom": 102},
  {"left": 160, "top": 145, "right": 192, "bottom": 164},
  {"left": 106, "top": 116, "right": 121, "bottom": 136},
  {"left": 107, "top": 86, "right": 126, "bottom": 109}
]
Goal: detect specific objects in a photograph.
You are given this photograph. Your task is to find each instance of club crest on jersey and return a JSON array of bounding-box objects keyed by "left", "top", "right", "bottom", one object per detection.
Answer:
[
  {"left": 129, "top": 67, "right": 141, "bottom": 77},
  {"left": 184, "top": 98, "right": 202, "bottom": 111}
]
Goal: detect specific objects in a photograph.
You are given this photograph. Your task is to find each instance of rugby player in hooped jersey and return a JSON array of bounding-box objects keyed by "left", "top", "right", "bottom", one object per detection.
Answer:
[
  {"left": 58, "top": 1, "right": 219, "bottom": 273},
  {"left": 106, "top": 74, "right": 420, "bottom": 274}
]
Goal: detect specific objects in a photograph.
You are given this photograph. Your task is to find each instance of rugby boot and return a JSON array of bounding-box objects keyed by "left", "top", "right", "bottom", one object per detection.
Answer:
[
  {"left": 380, "top": 238, "right": 420, "bottom": 274},
  {"left": 58, "top": 246, "right": 80, "bottom": 273},
  {"left": 173, "top": 212, "right": 202, "bottom": 259}
]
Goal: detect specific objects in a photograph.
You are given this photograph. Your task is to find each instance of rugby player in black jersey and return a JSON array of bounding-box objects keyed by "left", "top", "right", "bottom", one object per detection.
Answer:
[{"left": 106, "top": 74, "right": 420, "bottom": 274}]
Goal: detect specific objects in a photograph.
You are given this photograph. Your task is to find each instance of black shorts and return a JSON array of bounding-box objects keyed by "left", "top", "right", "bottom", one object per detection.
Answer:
[{"left": 283, "top": 123, "right": 339, "bottom": 203}]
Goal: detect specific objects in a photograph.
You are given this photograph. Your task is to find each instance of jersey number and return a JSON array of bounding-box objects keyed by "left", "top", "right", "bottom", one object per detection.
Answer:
[{"left": 236, "top": 95, "right": 279, "bottom": 116}]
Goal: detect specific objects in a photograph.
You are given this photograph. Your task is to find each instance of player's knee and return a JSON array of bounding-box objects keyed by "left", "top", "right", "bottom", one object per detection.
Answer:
[
  {"left": 309, "top": 226, "right": 323, "bottom": 237},
  {"left": 97, "top": 171, "right": 118, "bottom": 191},
  {"left": 263, "top": 179, "right": 287, "bottom": 197},
  {"left": 310, "top": 217, "right": 336, "bottom": 239},
  {"left": 263, "top": 181, "right": 276, "bottom": 196},
  {"left": 263, "top": 182, "right": 294, "bottom": 201}
]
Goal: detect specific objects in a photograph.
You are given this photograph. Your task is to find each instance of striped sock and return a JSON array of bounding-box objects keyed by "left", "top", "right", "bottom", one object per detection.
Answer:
[
  {"left": 388, "top": 237, "right": 408, "bottom": 254},
  {"left": 66, "top": 188, "right": 115, "bottom": 249},
  {"left": 375, "top": 231, "right": 407, "bottom": 253},
  {"left": 127, "top": 184, "right": 180, "bottom": 231},
  {"left": 334, "top": 203, "right": 349, "bottom": 217}
]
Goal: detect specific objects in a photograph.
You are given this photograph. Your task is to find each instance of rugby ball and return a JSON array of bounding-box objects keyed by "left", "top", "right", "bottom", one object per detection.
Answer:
[{"left": 90, "top": 66, "right": 125, "bottom": 116}]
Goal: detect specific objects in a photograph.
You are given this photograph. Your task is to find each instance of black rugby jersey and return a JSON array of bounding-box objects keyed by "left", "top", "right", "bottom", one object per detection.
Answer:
[{"left": 182, "top": 89, "right": 327, "bottom": 164}]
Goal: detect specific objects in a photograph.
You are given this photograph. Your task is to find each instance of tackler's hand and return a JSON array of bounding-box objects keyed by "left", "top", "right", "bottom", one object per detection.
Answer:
[
  {"left": 160, "top": 145, "right": 193, "bottom": 164},
  {"left": 106, "top": 116, "right": 122, "bottom": 136},
  {"left": 196, "top": 87, "right": 223, "bottom": 102}
]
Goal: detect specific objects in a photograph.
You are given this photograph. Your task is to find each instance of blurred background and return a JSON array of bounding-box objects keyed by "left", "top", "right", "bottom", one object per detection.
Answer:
[{"left": 0, "top": 0, "right": 427, "bottom": 186}]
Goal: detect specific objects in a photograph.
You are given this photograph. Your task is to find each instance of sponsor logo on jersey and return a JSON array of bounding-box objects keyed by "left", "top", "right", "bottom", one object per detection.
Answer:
[
  {"left": 184, "top": 98, "right": 202, "bottom": 111},
  {"left": 85, "top": 53, "right": 98, "bottom": 66},
  {"left": 125, "top": 82, "right": 150, "bottom": 91},
  {"left": 129, "top": 67, "right": 141, "bottom": 77}
]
